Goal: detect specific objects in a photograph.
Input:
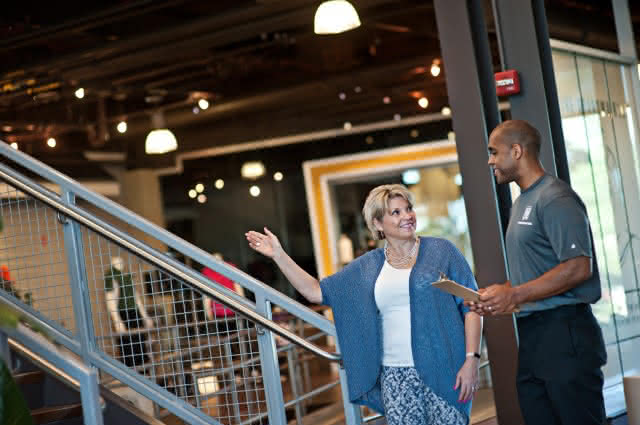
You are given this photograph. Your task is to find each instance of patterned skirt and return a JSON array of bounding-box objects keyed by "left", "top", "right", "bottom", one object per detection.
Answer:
[{"left": 381, "top": 366, "right": 467, "bottom": 425}]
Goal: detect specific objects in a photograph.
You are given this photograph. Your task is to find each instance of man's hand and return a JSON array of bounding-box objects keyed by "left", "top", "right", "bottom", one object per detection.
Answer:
[{"left": 465, "top": 281, "right": 519, "bottom": 315}]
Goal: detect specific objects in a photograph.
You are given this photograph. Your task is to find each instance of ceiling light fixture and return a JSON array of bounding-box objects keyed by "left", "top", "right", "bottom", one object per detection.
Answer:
[
  {"left": 145, "top": 111, "right": 177, "bottom": 154},
  {"left": 249, "top": 185, "right": 261, "bottom": 197},
  {"left": 198, "top": 99, "right": 209, "bottom": 110},
  {"left": 441, "top": 106, "right": 452, "bottom": 116},
  {"left": 116, "top": 121, "right": 127, "bottom": 133},
  {"left": 195, "top": 183, "right": 204, "bottom": 193},
  {"left": 47, "top": 137, "right": 56, "bottom": 148},
  {"left": 393, "top": 113, "right": 401, "bottom": 121},
  {"left": 314, "top": 1, "right": 361, "bottom": 35},
  {"left": 343, "top": 121, "right": 352, "bottom": 130},
  {"left": 197, "top": 194, "right": 207, "bottom": 203},
  {"left": 10, "top": 142, "right": 18, "bottom": 150},
  {"left": 383, "top": 96, "right": 391, "bottom": 104},
  {"left": 241, "top": 161, "right": 266, "bottom": 180},
  {"left": 430, "top": 59, "right": 441, "bottom": 77},
  {"left": 214, "top": 179, "right": 224, "bottom": 189},
  {"left": 274, "top": 172, "right": 283, "bottom": 181},
  {"left": 418, "top": 97, "right": 429, "bottom": 109},
  {"left": 188, "top": 189, "right": 197, "bottom": 199},
  {"left": 402, "top": 169, "right": 421, "bottom": 185},
  {"left": 74, "top": 88, "right": 85, "bottom": 99}
]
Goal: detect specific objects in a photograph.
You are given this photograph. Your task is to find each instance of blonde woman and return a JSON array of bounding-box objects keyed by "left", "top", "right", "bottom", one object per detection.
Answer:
[{"left": 246, "top": 184, "right": 482, "bottom": 425}]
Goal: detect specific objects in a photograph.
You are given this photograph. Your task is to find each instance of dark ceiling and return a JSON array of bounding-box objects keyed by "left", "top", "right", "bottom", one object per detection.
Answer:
[{"left": 1, "top": 0, "right": 638, "bottom": 180}]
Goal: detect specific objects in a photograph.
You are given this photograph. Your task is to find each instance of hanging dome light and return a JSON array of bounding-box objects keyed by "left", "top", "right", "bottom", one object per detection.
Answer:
[
  {"left": 145, "top": 111, "right": 177, "bottom": 154},
  {"left": 314, "top": 1, "right": 361, "bottom": 35}
]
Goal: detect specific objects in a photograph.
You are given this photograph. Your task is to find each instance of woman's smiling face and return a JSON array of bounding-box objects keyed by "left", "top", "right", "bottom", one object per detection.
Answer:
[{"left": 374, "top": 196, "right": 417, "bottom": 241}]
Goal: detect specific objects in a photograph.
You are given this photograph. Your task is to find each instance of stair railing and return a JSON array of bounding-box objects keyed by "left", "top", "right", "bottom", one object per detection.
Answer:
[
  {"left": 0, "top": 140, "right": 363, "bottom": 425},
  {"left": 0, "top": 321, "right": 103, "bottom": 425}
]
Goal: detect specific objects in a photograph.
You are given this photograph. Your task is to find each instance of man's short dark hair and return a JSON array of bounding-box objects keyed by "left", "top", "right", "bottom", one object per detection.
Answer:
[{"left": 493, "top": 120, "right": 541, "bottom": 158}]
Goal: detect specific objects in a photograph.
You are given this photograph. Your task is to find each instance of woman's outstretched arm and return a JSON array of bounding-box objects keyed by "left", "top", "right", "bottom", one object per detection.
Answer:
[{"left": 246, "top": 227, "right": 322, "bottom": 303}]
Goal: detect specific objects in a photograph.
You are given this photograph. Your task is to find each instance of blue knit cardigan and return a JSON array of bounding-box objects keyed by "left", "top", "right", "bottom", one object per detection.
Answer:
[{"left": 320, "top": 237, "right": 477, "bottom": 420}]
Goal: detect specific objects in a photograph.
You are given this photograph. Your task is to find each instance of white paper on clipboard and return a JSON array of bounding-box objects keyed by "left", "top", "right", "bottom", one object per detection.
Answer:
[{"left": 431, "top": 279, "right": 480, "bottom": 301}]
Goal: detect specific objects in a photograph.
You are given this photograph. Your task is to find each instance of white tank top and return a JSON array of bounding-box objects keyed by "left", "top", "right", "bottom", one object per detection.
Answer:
[{"left": 374, "top": 261, "right": 414, "bottom": 366}]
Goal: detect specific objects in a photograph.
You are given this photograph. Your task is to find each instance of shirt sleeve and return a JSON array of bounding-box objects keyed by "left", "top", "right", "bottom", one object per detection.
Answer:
[
  {"left": 540, "top": 195, "right": 593, "bottom": 262},
  {"left": 319, "top": 273, "right": 339, "bottom": 307}
]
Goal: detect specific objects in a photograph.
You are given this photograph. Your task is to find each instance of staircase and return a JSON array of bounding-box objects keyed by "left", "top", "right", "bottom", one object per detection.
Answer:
[
  {"left": 8, "top": 335, "right": 163, "bottom": 425},
  {"left": 0, "top": 138, "right": 363, "bottom": 425}
]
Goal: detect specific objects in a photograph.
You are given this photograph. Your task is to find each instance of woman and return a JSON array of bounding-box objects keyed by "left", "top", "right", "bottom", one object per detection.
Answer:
[{"left": 246, "top": 184, "right": 482, "bottom": 425}]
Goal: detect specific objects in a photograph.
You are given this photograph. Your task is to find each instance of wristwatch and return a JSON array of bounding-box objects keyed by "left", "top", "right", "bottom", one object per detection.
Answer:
[{"left": 466, "top": 352, "right": 481, "bottom": 359}]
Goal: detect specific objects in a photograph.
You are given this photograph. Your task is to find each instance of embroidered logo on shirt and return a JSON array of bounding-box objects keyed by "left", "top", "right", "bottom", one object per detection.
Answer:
[{"left": 518, "top": 205, "right": 533, "bottom": 225}]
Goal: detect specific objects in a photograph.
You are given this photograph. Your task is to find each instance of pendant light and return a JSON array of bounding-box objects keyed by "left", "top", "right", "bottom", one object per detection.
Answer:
[
  {"left": 145, "top": 110, "right": 177, "bottom": 154},
  {"left": 314, "top": 1, "right": 361, "bottom": 35}
]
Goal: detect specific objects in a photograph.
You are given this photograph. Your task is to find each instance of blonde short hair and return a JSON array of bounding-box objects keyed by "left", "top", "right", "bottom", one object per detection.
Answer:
[{"left": 362, "top": 184, "right": 414, "bottom": 240}]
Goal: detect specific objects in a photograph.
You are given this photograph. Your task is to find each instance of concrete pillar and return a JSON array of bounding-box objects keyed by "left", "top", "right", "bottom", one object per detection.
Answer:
[{"left": 118, "top": 169, "right": 167, "bottom": 253}]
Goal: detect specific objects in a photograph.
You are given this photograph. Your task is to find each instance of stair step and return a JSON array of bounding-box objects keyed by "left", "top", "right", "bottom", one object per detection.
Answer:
[
  {"left": 13, "top": 370, "right": 45, "bottom": 386},
  {"left": 287, "top": 402, "right": 345, "bottom": 425},
  {"left": 31, "top": 403, "right": 83, "bottom": 425}
]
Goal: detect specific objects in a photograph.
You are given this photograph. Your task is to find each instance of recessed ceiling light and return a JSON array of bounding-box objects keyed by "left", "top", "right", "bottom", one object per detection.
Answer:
[
  {"left": 214, "top": 179, "right": 224, "bottom": 189},
  {"left": 241, "top": 161, "right": 266, "bottom": 180},
  {"left": 430, "top": 59, "right": 441, "bottom": 77},
  {"left": 116, "top": 121, "right": 127, "bottom": 133}
]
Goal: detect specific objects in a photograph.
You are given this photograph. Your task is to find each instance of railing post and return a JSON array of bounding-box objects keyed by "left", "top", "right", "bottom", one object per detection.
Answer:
[
  {"left": 78, "top": 366, "right": 105, "bottom": 425},
  {"left": 255, "top": 295, "right": 287, "bottom": 425},
  {"left": 60, "top": 190, "right": 96, "bottom": 362},
  {"left": 336, "top": 339, "right": 363, "bottom": 425}
]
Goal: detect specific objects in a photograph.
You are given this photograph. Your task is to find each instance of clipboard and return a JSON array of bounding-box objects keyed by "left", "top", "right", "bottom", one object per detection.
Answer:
[{"left": 431, "top": 278, "right": 480, "bottom": 302}]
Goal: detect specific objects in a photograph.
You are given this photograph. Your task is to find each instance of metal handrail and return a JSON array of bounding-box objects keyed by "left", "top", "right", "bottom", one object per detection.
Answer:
[
  {"left": 0, "top": 163, "right": 341, "bottom": 363},
  {"left": 0, "top": 141, "right": 335, "bottom": 336},
  {"left": 1, "top": 323, "right": 104, "bottom": 425}
]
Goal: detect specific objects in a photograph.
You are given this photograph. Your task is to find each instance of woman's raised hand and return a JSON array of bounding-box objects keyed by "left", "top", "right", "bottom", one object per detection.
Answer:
[{"left": 245, "top": 227, "right": 282, "bottom": 258}]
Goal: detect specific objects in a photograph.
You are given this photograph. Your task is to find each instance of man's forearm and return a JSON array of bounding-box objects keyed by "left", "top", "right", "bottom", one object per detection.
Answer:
[{"left": 513, "top": 256, "right": 591, "bottom": 305}]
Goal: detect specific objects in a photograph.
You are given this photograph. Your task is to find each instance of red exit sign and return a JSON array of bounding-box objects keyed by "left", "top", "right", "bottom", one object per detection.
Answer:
[{"left": 495, "top": 70, "right": 520, "bottom": 96}]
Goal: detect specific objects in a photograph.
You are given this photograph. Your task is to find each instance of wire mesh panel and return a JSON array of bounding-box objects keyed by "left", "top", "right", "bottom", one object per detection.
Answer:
[
  {"left": 0, "top": 183, "right": 75, "bottom": 334},
  {"left": 81, "top": 225, "right": 268, "bottom": 425}
]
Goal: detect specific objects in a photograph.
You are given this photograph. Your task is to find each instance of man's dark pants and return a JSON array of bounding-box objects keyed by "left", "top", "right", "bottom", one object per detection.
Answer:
[{"left": 516, "top": 304, "right": 607, "bottom": 425}]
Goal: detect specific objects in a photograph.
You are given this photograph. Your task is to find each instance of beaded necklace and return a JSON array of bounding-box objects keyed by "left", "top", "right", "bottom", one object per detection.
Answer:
[{"left": 384, "top": 237, "right": 419, "bottom": 268}]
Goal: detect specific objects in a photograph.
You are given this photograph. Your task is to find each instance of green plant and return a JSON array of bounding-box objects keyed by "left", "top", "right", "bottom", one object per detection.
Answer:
[{"left": 0, "top": 304, "right": 35, "bottom": 425}]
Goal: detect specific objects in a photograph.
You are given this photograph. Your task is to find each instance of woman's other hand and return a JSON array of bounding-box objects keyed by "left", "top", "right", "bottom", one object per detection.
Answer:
[
  {"left": 454, "top": 357, "right": 479, "bottom": 403},
  {"left": 246, "top": 227, "right": 282, "bottom": 259}
]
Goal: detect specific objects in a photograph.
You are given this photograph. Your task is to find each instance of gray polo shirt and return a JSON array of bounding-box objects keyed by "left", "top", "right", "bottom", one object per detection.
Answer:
[{"left": 505, "top": 174, "right": 601, "bottom": 316}]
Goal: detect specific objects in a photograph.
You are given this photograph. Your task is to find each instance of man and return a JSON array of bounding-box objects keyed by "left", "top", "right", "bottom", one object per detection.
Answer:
[{"left": 468, "top": 120, "right": 607, "bottom": 424}]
